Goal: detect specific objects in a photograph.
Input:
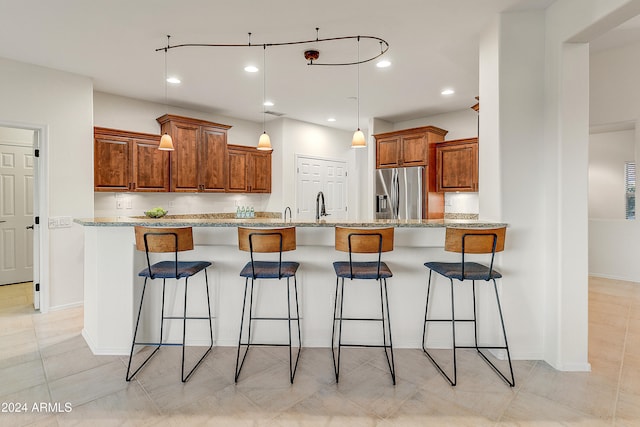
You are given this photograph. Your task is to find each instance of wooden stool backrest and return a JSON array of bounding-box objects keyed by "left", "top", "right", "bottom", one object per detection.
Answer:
[
  {"left": 444, "top": 227, "right": 506, "bottom": 254},
  {"left": 335, "top": 227, "right": 394, "bottom": 253},
  {"left": 134, "top": 226, "right": 194, "bottom": 253},
  {"left": 238, "top": 227, "right": 297, "bottom": 253}
]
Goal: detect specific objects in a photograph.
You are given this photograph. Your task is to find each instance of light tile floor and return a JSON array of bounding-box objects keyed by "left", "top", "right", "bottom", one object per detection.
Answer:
[{"left": 0, "top": 277, "right": 639, "bottom": 426}]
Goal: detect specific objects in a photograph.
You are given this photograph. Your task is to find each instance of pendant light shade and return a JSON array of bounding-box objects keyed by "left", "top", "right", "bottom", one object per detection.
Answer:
[
  {"left": 257, "top": 131, "right": 272, "bottom": 150},
  {"left": 351, "top": 129, "right": 366, "bottom": 148},
  {"left": 159, "top": 133, "right": 174, "bottom": 151}
]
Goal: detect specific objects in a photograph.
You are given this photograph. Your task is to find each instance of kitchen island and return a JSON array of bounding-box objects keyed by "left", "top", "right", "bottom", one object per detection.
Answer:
[{"left": 76, "top": 216, "right": 507, "bottom": 355}]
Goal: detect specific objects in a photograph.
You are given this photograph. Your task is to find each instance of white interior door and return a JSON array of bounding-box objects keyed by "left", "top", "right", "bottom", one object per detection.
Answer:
[
  {"left": 0, "top": 142, "right": 34, "bottom": 285},
  {"left": 296, "top": 156, "right": 348, "bottom": 220}
]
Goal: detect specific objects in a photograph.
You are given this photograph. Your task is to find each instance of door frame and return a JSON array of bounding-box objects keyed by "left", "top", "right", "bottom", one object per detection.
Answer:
[
  {"left": 295, "top": 154, "right": 349, "bottom": 220},
  {"left": 0, "top": 120, "right": 49, "bottom": 312}
]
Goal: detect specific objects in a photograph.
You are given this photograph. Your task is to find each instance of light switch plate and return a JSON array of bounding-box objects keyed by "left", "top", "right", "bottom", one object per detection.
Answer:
[{"left": 48, "top": 216, "right": 73, "bottom": 229}]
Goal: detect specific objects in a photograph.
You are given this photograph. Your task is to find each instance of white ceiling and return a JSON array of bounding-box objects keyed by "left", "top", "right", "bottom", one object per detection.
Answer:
[{"left": 1, "top": 0, "right": 557, "bottom": 131}]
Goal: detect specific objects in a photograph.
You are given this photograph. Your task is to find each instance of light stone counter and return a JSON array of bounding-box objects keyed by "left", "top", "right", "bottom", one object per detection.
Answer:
[
  {"left": 78, "top": 215, "right": 507, "bottom": 356},
  {"left": 75, "top": 216, "right": 504, "bottom": 229}
]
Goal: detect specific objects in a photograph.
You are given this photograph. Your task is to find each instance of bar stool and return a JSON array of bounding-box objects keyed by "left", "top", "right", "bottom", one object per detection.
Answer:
[
  {"left": 235, "top": 227, "right": 301, "bottom": 383},
  {"left": 422, "top": 226, "right": 514, "bottom": 387},
  {"left": 331, "top": 226, "right": 396, "bottom": 385},
  {"left": 126, "top": 226, "right": 213, "bottom": 382}
]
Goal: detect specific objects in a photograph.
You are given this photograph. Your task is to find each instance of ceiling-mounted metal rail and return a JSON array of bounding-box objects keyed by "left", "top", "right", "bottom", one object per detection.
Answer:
[{"left": 155, "top": 29, "right": 389, "bottom": 66}]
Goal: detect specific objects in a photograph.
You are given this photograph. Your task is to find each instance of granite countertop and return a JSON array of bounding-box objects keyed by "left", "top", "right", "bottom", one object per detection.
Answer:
[{"left": 74, "top": 213, "right": 505, "bottom": 229}]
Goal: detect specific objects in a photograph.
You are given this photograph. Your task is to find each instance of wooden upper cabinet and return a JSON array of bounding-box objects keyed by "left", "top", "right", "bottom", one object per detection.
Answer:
[
  {"left": 227, "top": 145, "right": 272, "bottom": 193},
  {"left": 227, "top": 147, "right": 248, "bottom": 192},
  {"left": 436, "top": 137, "right": 478, "bottom": 192},
  {"left": 401, "top": 133, "right": 428, "bottom": 166},
  {"left": 376, "top": 136, "right": 402, "bottom": 168},
  {"left": 249, "top": 150, "right": 272, "bottom": 193},
  {"left": 374, "top": 126, "right": 448, "bottom": 169},
  {"left": 132, "top": 138, "right": 170, "bottom": 191},
  {"left": 94, "top": 127, "right": 169, "bottom": 192},
  {"left": 157, "top": 114, "right": 231, "bottom": 193},
  {"left": 201, "top": 127, "right": 228, "bottom": 191}
]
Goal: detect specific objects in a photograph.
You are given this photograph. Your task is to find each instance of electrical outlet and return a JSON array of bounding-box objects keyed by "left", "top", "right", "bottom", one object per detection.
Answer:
[
  {"left": 116, "top": 200, "right": 124, "bottom": 209},
  {"left": 168, "top": 200, "right": 175, "bottom": 208}
]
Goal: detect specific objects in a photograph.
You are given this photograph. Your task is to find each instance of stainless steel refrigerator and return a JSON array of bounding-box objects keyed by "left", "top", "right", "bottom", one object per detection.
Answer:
[{"left": 375, "top": 167, "right": 424, "bottom": 220}]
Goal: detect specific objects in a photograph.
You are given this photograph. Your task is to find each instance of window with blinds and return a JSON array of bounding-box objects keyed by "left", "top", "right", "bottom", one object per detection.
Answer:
[{"left": 625, "top": 161, "right": 635, "bottom": 220}]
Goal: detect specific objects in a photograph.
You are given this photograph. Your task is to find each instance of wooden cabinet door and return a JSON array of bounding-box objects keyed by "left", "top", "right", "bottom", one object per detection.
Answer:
[
  {"left": 132, "top": 138, "right": 169, "bottom": 192},
  {"left": 200, "top": 127, "right": 227, "bottom": 192},
  {"left": 94, "top": 135, "right": 131, "bottom": 191},
  {"left": 171, "top": 123, "right": 199, "bottom": 192},
  {"left": 227, "top": 148, "right": 249, "bottom": 192},
  {"left": 436, "top": 139, "right": 478, "bottom": 192},
  {"left": 249, "top": 151, "right": 272, "bottom": 193},
  {"left": 376, "top": 136, "right": 401, "bottom": 168},
  {"left": 401, "top": 133, "right": 428, "bottom": 166}
]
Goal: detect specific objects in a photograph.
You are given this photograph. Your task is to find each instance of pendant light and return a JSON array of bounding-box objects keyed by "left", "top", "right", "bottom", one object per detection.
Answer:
[
  {"left": 352, "top": 36, "right": 366, "bottom": 148},
  {"left": 257, "top": 44, "right": 272, "bottom": 151},
  {"left": 159, "top": 35, "right": 175, "bottom": 151}
]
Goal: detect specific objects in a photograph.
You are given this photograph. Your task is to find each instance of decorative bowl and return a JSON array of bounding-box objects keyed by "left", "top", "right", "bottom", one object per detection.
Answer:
[{"left": 144, "top": 208, "right": 168, "bottom": 218}]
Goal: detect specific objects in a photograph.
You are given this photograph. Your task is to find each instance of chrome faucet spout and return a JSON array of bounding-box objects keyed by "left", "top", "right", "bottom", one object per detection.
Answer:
[
  {"left": 316, "top": 191, "right": 329, "bottom": 221},
  {"left": 283, "top": 206, "right": 292, "bottom": 223}
]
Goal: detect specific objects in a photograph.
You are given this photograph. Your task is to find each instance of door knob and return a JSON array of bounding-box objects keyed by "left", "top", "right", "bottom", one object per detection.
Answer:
[{"left": 26, "top": 225, "right": 34, "bottom": 230}]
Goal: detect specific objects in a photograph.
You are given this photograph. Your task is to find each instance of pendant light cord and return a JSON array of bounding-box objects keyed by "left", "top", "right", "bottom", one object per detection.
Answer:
[
  {"left": 357, "top": 36, "right": 360, "bottom": 130},
  {"left": 165, "top": 35, "right": 170, "bottom": 115},
  {"left": 263, "top": 44, "right": 266, "bottom": 132}
]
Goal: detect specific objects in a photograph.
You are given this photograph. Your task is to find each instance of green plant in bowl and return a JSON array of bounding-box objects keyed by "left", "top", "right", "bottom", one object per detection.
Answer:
[{"left": 144, "top": 207, "right": 168, "bottom": 218}]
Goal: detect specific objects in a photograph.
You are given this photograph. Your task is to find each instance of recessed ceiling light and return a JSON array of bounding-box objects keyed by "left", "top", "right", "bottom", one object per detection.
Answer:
[
  {"left": 327, "top": 118, "right": 336, "bottom": 122},
  {"left": 244, "top": 65, "right": 259, "bottom": 73},
  {"left": 376, "top": 60, "right": 391, "bottom": 68},
  {"left": 441, "top": 88, "right": 455, "bottom": 95},
  {"left": 263, "top": 100, "right": 274, "bottom": 107},
  {"left": 166, "top": 77, "right": 181, "bottom": 84}
]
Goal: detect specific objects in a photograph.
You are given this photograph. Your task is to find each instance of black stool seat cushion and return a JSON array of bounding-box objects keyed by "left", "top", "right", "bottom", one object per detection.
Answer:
[
  {"left": 139, "top": 260, "right": 212, "bottom": 279},
  {"left": 333, "top": 261, "right": 393, "bottom": 279},
  {"left": 240, "top": 261, "right": 299, "bottom": 278},
  {"left": 424, "top": 261, "right": 502, "bottom": 281}
]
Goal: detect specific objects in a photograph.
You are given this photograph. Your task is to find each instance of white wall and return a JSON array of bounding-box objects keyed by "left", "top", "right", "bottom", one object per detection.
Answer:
[
  {"left": 589, "top": 37, "right": 640, "bottom": 281},
  {"left": 0, "top": 57, "right": 94, "bottom": 310},
  {"left": 478, "top": 11, "right": 547, "bottom": 362},
  {"left": 589, "top": 129, "right": 635, "bottom": 219},
  {"left": 395, "top": 109, "right": 478, "bottom": 140}
]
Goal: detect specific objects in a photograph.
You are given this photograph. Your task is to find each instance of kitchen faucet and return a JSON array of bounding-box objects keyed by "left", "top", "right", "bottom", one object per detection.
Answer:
[
  {"left": 283, "top": 206, "right": 292, "bottom": 223},
  {"left": 316, "top": 191, "right": 329, "bottom": 221}
]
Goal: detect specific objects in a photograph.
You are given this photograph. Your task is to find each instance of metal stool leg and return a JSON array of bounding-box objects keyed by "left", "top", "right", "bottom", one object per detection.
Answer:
[
  {"left": 331, "top": 277, "right": 345, "bottom": 383},
  {"left": 421, "top": 271, "right": 458, "bottom": 386},
  {"left": 179, "top": 270, "right": 214, "bottom": 382},
  {"left": 380, "top": 278, "right": 396, "bottom": 385},
  {"left": 287, "top": 275, "right": 302, "bottom": 383},
  {"left": 235, "top": 277, "right": 251, "bottom": 382},
  {"left": 126, "top": 278, "right": 165, "bottom": 381},
  {"left": 287, "top": 276, "right": 302, "bottom": 384},
  {"left": 474, "top": 279, "right": 515, "bottom": 387}
]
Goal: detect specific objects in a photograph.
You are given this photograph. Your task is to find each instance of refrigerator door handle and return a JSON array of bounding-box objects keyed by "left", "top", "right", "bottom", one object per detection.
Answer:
[
  {"left": 392, "top": 169, "right": 399, "bottom": 219},
  {"left": 418, "top": 167, "right": 423, "bottom": 219}
]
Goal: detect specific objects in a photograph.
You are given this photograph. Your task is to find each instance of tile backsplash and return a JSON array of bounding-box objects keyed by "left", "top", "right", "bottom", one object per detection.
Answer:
[
  {"left": 94, "top": 192, "right": 269, "bottom": 217},
  {"left": 445, "top": 192, "right": 479, "bottom": 215}
]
